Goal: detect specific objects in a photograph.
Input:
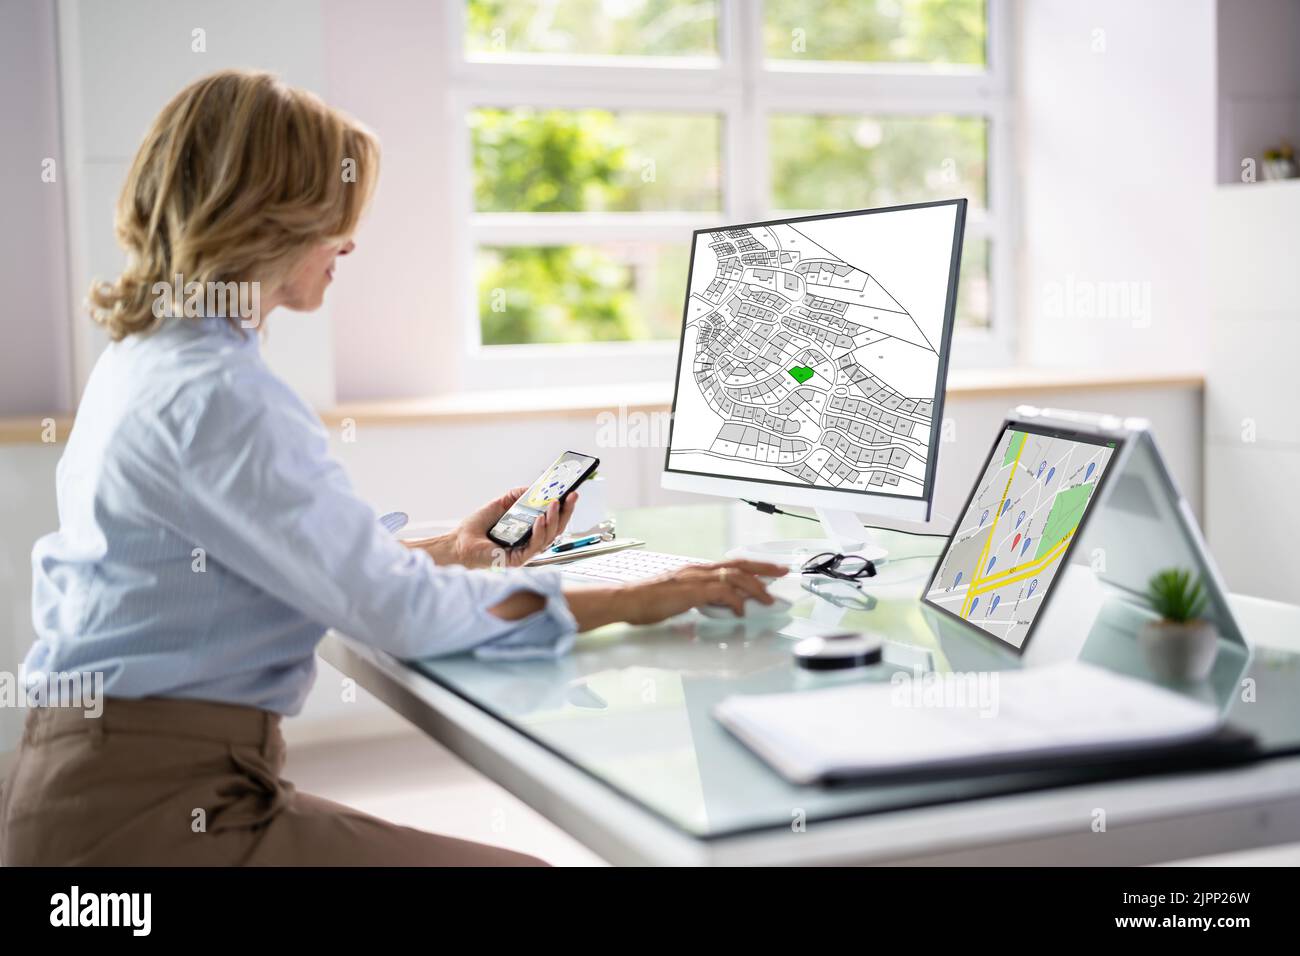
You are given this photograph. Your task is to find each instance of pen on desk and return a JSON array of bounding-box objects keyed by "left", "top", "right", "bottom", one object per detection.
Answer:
[{"left": 550, "top": 534, "right": 603, "bottom": 554}]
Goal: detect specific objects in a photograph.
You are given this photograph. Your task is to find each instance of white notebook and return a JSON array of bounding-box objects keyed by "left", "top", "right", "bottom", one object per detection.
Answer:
[{"left": 714, "top": 661, "right": 1223, "bottom": 785}]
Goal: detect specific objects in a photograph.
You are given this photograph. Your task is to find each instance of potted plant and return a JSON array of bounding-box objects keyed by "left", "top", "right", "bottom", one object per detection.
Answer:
[
  {"left": 1262, "top": 140, "right": 1299, "bottom": 181},
  {"left": 1138, "top": 568, "right": 1219, "bottom": 682}
]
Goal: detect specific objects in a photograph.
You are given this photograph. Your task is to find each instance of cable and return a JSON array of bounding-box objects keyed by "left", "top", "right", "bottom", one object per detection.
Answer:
[
  {"left": 739, "top": 499, "right": 950, "bottom": 538},
  {"left": 741, "top": 499, "right": 819, "bottom": 522}
]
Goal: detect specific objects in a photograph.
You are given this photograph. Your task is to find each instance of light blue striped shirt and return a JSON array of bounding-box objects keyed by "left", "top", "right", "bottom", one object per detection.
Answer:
[{"left": 26, "top": 316, "right": 576, "bottom": 715}]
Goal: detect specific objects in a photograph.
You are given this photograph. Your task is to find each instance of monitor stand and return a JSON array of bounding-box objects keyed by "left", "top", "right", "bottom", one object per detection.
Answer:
[{"left": 730, "top": 507, "right": 889, "bottom": 568}]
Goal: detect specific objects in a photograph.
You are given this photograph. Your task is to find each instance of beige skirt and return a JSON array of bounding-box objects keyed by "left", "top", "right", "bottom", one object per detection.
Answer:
[{"left": 0, "top": 696, "right": 544, "bottom": 866}]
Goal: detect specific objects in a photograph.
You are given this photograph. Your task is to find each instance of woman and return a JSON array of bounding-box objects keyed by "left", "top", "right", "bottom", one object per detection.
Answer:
[{"left": 0, "top": 70, "right": 783, "bottom": 866}]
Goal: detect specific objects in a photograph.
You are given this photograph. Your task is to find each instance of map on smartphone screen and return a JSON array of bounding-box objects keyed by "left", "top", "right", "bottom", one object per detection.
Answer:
[
  {"left": 490, "top": 451, "right": 599, "bottom": 547},
  {"left": 524, "top": 456, "right": 590, "bottom": 509}
]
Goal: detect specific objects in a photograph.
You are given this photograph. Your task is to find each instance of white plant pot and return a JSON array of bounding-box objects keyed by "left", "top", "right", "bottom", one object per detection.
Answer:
[{"left": 1138, "top": 619, "right": 1219, "bottom": 683}]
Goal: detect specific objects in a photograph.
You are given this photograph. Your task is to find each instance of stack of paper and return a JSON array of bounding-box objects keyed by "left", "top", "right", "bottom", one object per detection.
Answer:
[{"left": 714, "top": 661, "right": 1224, "bottom": 785}]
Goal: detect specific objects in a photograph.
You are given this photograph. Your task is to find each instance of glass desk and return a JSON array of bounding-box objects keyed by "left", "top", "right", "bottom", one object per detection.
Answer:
[{"left": 321, "top": 503, "right": 1300, "bottom": 865}]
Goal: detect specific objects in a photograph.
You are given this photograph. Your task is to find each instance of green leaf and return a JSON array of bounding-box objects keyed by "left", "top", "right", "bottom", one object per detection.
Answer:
[{"left": 1144, "top": 567, "right": 1207, "bottom": 623}]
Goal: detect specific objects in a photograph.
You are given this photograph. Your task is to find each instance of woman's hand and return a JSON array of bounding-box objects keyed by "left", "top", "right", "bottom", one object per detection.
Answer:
[
  {"left": 437, "top": 486, "right": 577, "bottom": 570},
  {"left": 625, "top": 560, "right": 790, "bottom": 624},
  {"left": 561, "top": 560, "right": 790, "bottom": 630}
]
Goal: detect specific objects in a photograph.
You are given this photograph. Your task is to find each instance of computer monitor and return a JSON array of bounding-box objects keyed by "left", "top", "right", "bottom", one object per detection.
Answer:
[{"left": 662, "top": 199, "right": 967, "bottom": 562}]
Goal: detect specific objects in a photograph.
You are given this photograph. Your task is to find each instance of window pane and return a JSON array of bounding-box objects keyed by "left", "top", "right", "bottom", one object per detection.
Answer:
[
  {"left": 477, "top": 243, "right": 688, "bottom": 345},
  {"left": 465, "top": 0, "right": 719, "bottom": 59},
  {"left": 764, "top": 0, "right": 986, "bottom": 67},
  {"left": 957, "top": 235, "right": 989, "bottom": 330},
  {"left": 473, "top": 108, "right": 722, "bottom": 213},
  {"left": 769, "top": 114, "right": 987, "bottom": 211}
]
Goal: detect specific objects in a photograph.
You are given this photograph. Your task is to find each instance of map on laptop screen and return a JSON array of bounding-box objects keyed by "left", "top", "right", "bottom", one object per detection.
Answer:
[{"left": 923, "top": 424, "right": 1120, "bottom": 651}]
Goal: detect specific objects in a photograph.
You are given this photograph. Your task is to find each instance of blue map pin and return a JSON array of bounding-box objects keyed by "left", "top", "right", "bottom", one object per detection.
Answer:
[
  {"left": 1000, "top": 500, "right": 1011, "bottom": 515},
  {"left": 1037, "top": 461, "right": 1045, "bottom": 478},
  {"left": 949, "top": 570, "right": 963, "bottom": 591},
  {"left": 1021, "top": 537, "right": 1032, "bottom": 557},
  {"left": 989, "top": 594, "right": 1000, "bottom": 615},
  {"left": 1085, "top": 462, "right": 1095, "bottom": 481},
  {"left": 970, "top": 597, "right": 980, "bottom": 616},
  {"left": 1046, "top": 466, "right": 1055, "bottom": 484},
  {"left": 1028, "top": 578, "right": 1038, "bottom": 598},
  {"left": 987, "top": 556, "right": 997, "bottom": 573},
  {"left": 980, "top": 509, "right": 988, "bottom": 526},
  {"left": 1016, "top": 510, "right": 1025, "bottom": 528}
]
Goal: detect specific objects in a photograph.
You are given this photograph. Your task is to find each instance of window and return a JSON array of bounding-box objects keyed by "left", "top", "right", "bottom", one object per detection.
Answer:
[
  {"left": 470, "top": 106, "right": 719, "bottom": 345},
  {"left": 465, "top": 0, "right": 720, "bottom": 61},
  {"left": 763, "top": 0, "right": 987, "bottom": 67},
  {"left": 451, "top": 0, "right": 1012, "bottom": 382}
]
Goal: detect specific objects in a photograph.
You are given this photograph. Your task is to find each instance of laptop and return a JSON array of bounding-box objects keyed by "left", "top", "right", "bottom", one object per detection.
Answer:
[{"left": 919, "top": 406, "right": 1250, "bottom": 686}]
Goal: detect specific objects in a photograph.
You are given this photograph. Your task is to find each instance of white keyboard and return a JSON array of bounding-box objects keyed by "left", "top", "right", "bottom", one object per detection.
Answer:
[{"left": 560, "top": 549, "right": 708, "bottom": 584}]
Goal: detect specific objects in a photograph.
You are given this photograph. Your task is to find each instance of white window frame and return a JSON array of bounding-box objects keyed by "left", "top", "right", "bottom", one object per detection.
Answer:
[{"left": 443, "top": 0, "right": 1016, "bottom": 393}]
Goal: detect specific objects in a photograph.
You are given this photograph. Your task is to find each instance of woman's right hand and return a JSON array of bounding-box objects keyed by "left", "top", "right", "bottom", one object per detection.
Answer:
[{"left": 622, "top": 560, "right": 789, "bottom": 625}]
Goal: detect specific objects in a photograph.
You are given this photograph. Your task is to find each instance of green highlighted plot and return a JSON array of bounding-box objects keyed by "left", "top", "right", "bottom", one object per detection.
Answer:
[
  {"left": 1003, "top": 430, "right": 1026, "bottom": 466},
  {"left": 788, "top": 366, "right": 815, "bottom": 384},
  {"left": 1035, "top": 482, "right": 1094, "bottom": 559}
]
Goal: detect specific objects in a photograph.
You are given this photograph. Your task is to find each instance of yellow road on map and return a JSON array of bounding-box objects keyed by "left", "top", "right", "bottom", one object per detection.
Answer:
[
  {"left": 960, "top": 434, "right": 1025, "bottom": 617},
  {"left": 963, "top": 531, "right": 1073, "bottom": 602}
]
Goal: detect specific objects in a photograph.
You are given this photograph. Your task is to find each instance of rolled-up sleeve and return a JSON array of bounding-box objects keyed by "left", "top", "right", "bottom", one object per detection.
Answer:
[
  {"left": 463, "top": 567, "right": 578, "bottom": 661},
  {"left": 160, "top": 369, "right": 577, "bottom": 661}
]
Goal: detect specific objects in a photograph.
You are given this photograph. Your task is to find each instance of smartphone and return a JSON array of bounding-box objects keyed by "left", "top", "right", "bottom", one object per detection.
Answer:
[{"left": 487, "top": 451, "right": 601, "bottom": 549}]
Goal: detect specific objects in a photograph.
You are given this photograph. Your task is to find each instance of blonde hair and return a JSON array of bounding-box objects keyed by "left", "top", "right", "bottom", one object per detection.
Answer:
[{"left": 89, "top": 69, "right": 380, "bottom": 339}]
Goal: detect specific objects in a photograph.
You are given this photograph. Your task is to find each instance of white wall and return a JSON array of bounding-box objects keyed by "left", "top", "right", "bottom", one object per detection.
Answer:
[
  {"left": 56, "top": 0, "right": 338, "bottom": 408},
  {"left": 0, "top": 0, "right": 73, "bottom": 415},
  {"left": 1016, "top": 0, "right": 1216, "bottom": 373},
  {"left": 319, "top": 0, "right": 459, "bottom": 402},
  {"left": 1206, "top": 181, "right": 1300, "bottom": 603}
]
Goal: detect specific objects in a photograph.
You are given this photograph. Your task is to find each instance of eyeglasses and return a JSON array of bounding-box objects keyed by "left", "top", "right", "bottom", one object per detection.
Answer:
[
  {"left": 801, "top": 576, "right": 878, "bottom": 610},
  {"left": 800, "top": 552, "right": 877, "bottom": 583}
]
